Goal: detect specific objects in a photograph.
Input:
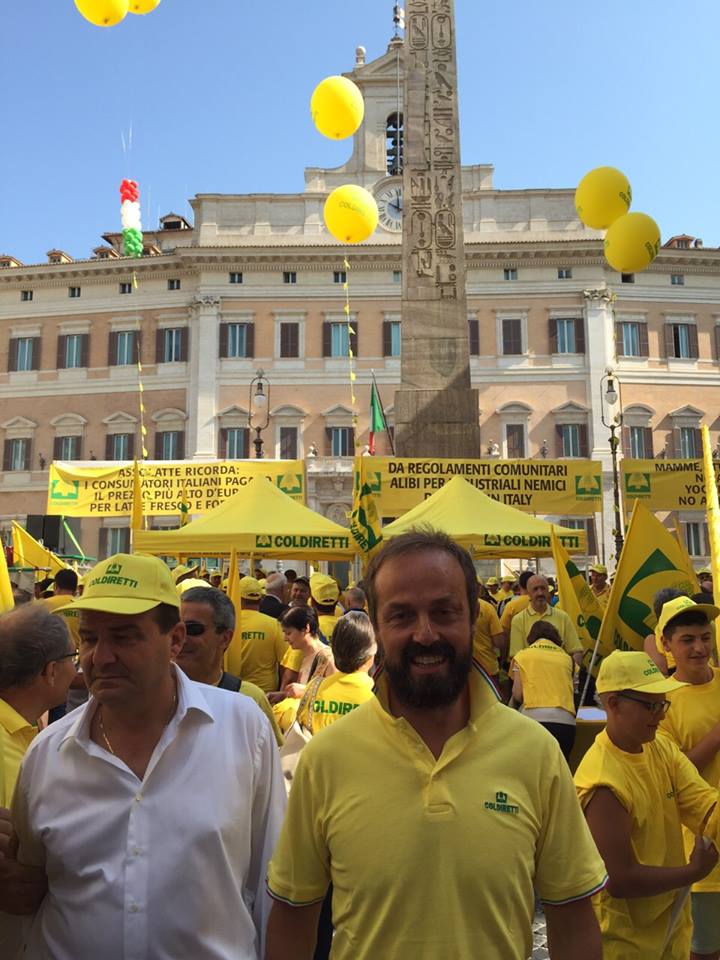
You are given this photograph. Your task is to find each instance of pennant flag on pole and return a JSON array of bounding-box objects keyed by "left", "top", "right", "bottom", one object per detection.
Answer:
[
  {"left": 595, "top": 499, "right": 697, "bottom": 657},
  {"left": 701, "top": 424, "right": 720, "bottom": 602},
  {"left": 368, "top": 382, "right": 385, "bottom": 455},
  {"left": 224, "top": 547, "right": 241, "bottom": 671},
  {"left": 0, "top": 542, "right": 14, "bottom": 613},
  {"left": 350, "top": 458, "right": 383, "bottom": 560},
  {"left": 130, "top": 459, "right": 143, "bottom": 539},
  {"left": 11, "top": 522, "right": 66, "bottom": 577},
  {"left": 179, "top": 484, "right": 191, "bottom": 527},
  {"left": 552, "top": 529, "right": 605, "bottom": 676}
]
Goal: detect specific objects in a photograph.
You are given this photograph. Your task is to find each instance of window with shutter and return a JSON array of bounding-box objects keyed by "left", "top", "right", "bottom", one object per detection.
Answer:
[
  {"left": 549, "top": 317, "right": 558, "bottom": 354},
  {"left": 279, "top": 427, "right": 298, "bottom": 460},
  {"left": 280, "top": 323, "right": 299, "bottom": 358},
  {"left": 225, "top": 428, "right": 250, "bottom": 459},
  {"left": 322, "top": 323, "right": 332, "bottom": 358},
  {"left": 468, "top": 319, "right": 479, "bottom": 357},
  {"left": 574, "top": 318, "right": 586, "bottom": 354},
  {"left": 502, "top": 318, "right": 522, "bottom": 355},
  {"left": 505, "top": 424, "right": 525, "bottom": 459}
]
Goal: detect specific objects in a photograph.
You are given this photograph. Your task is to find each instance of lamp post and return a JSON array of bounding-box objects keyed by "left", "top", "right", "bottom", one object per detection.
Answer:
[
  {"left": 600, "top": 368, "right": 624, "bottom": 560},
  {"left": 248, "top": 369, "right": 270, "bottom": 459}
]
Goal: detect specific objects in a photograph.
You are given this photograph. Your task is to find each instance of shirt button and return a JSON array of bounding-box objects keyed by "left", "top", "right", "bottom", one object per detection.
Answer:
[
  {"left": 132, "top": 847, "right": 142, "bottom": 856},
  {"left": 130, "top": 904, "right": 140, "bottom": 913},
  {"left": 134, "top": 794, "right": 142, "bottom": 803}
]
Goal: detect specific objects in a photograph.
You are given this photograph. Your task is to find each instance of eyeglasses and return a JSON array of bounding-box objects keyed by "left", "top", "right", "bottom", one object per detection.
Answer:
[
  {"left": 617, "top": 692, "right": 671, "bottom": 715},
  {"left": 48, "top": 652, "right": 80, "bottom": 670},
  {"left": 183, "top": 621, "right": 207, "bottom": 637}
]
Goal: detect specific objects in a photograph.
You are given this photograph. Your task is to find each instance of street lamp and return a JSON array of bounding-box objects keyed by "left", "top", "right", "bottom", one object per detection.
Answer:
[
  {"left": 248, "top": 369, "right": 270, "bottom": 459},
  {"left": 600, "top": 367, "right": 624, "bottom": 560}
]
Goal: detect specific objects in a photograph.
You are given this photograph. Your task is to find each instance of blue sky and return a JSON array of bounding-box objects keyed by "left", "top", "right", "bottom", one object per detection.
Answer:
[{"left": 2, "top": 0, "right": 718, "bottom": 263}]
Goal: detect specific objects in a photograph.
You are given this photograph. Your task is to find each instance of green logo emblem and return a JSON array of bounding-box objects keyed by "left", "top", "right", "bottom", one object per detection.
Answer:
[
  {"left": 484, "top": 790, "right": 520, "bottom": 815},
  {"left": 50, "top": 478, "right": 80, "bottom": 502},
  {"left": 106, "top": 562, "right": 123, "bottom": 575},
  {"left": 276, "top": 473, "right": 303, "bottom": 496},
  {"left": 625, "top": 472, "right": 651, "bottom": 496},
  {"left": 484, "top": 534, "right": 501, "bottom": 548},
  {"left": 575, "top": 474, "right": 602, "bottom": 498},
  {"left": 255, "top": 535, "right": 273, "bottom": 549}
]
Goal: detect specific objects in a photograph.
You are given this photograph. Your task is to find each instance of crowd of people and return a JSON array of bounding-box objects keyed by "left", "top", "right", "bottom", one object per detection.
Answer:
[{"left": 0, "top": 539, "right": 718, "bottom": 958}]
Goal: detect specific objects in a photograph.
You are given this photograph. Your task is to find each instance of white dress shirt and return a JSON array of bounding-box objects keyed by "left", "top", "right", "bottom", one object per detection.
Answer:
[{"left": 6, "top": 665, "right": 286, "bottom": 960}]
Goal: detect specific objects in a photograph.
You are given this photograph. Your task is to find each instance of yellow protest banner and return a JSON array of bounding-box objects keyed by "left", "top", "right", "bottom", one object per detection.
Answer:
[
  {"left": 595, "top": 500, "right": 697, "bottom": 658},
  {"left": 356, "top": 457, "right": 602, "bottom": 516},
  {"left": 622, "top": 458, "right": 720, "bottom": 514},
  {"left": 47, "top": 460, "right": 306, "bottom": 517}
]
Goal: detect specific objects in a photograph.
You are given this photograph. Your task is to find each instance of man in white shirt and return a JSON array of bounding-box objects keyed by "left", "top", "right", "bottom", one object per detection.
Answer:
[{"left": 0, "top": 552, "right": 285, "bottom": 960}]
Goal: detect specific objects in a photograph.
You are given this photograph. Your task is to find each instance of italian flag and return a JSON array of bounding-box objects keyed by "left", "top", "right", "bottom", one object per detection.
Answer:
[{"left": 368, "top": 382, "right": 385, "bottom": 455}]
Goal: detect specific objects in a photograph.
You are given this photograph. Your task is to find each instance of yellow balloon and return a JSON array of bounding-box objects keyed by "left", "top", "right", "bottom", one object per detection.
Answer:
[
  {"left": 324, "top": 185, "right": 379, "bottom": 244},
  {"left": 575, "top": 166, "right": 632, "bottom": 230},
  {"left": 311, "top": 76, "right": 365, "bottom": 141},
  {"left": 604, "top": 212, "right": 661, "bottom": 274},
  {"left": 129, "top": 0, "right": 161, "bottom": 12},
  {"left": 74, "top": 0, "right": 129, "bottom": 26}
]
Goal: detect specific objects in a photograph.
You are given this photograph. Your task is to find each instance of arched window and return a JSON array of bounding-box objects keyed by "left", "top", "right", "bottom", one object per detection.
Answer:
[{"left": 386, "top": 113, "right": 404, "bottom": 176}]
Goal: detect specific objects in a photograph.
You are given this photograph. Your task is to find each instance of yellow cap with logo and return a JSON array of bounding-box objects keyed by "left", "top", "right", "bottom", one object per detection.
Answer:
[
  {"left": 485, "top": 576, "right": 499, "bottom": 586},
  {"left": 172, "top": 563, "right": 199, "bottom": 584},
  {"left": 656, "top": 595, "right": 720, "bottom": 638},
  {"left": 310, "top": 573, "right": 340, "bottom": 604},
  {"left": 177, "top": 578, "right": 212, "bottom": 596},
  {"left": 59, "top": 553, "right": 180, "bottom": 614},
  {"left": 239, "top": 576, "right": 264, "bottom": 600},
  {"left": 589, "top": 563, "right": 607, "bottom": 575},
  {"left": 596, "top": 651, "right": 687, "bottom": 694}
]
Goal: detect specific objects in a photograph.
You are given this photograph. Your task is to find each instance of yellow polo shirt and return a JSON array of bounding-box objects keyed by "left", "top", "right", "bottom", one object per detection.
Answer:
[
  {"left": 511, "top": 641, "right": 575, "bottom": 714},
  {"left": 317, "top": 614, "right": 341, "bottom": 641},
  {"left": 499, "top": 594, "right": 529, "bottom": 633},
  {"left": 575, "top": 730, "right": 720, "bottom": 960},
  {"left": 268, "top": 667, "right": 607, "bottom": 960},
  {"left": 659, "top": 667, "right": 720, "bottom": 892},
  {"left": 473, "top": 599, "right": 504, "bottom": 676},
  {"left": 0, "top": 699, "right": 37, "bottom": 807},
  {"left": 509, "top": 604, "right": 581, "bottom": 659},
  {"left": 37, "top": 594, "right": 81, "bottom": 650},
  {"left": 591, "top": 584, "right": 611, "bottom": 608},
  {"left": 297, "top": 671, "right": 374, "bottom": 733},
  {"left": 226, "top": 609, "right": 288, "bottom": 693}
]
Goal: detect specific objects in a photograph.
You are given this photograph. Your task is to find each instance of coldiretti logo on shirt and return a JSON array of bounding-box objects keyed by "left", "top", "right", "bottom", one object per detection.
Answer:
[
  {"left": 484, "top": 791, "right": 520, "bottom": 816},
  {"left": 313, "top": 700, "right": 359, "bottom": 717}
]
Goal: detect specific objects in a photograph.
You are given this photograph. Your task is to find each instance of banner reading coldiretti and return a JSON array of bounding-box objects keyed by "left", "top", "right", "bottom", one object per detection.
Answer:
[
  {"left": 622, "top": 458, "right": 720, "bottom": 514},
  {"left": 46, "top": 461, "right": 305, "bottom": 517},
  {"left": 357, "top": 457, "right": 603, "bottom": 516}
]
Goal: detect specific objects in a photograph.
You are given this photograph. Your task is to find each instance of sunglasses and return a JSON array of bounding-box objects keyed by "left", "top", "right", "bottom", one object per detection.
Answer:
[
  {"left": 183, "top": 621, "right": 207, "bottom": 637},
  {"left": 617, "top": 692, "right": 671, "bottom": 715}
]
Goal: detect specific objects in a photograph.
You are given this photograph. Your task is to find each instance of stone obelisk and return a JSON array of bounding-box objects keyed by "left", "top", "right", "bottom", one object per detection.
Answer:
[{"left": 394, "top": 0, "right": 480, "bottom": 457}]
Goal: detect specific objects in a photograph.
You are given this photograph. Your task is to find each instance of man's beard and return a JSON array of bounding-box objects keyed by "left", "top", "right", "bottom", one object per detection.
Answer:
[{"left": 384, "top": 639, "right": 472, "bottom": 710}]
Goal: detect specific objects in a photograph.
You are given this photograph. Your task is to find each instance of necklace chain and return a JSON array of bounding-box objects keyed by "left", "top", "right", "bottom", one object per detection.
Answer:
[{"left": 98, "top": 690, "right": 177, "bottom": 757}]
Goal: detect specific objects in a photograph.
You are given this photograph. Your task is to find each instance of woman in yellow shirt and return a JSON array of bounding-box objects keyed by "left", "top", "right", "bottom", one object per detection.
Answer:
[
  {"left": 271, "top": 607, "right": 334, "bottom": 732},
  {"left": 511, "top": 620, "right": 576, "bottom": 759}
]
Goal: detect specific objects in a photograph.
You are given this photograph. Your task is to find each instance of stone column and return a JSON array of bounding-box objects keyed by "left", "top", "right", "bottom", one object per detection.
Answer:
[
  {"left": 187, "top": 296, "right": 220, "bottom": 459},
  {"left": 394, "top": 0, "right": 480, "bottom": 457},
  {"left": 584, "top": 287, "right": 618, "bottom": 564}
]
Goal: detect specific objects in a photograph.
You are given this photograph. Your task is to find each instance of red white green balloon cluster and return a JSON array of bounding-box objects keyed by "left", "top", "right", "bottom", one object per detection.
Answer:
[{"left": 120, "top": 179, "right": 143, "bottom": 258}]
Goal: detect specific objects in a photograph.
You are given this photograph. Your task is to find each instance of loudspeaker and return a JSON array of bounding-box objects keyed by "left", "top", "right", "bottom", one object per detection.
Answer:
[{"left": 25, "top": 515, "right": 63, "bottom": 553}]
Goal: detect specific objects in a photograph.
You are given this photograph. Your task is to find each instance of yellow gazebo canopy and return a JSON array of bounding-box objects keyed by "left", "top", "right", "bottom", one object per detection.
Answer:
[
  {"left": 381, "top": 476, "right": 587, "bottom": 557},
  {"left": 133, "top": 475, "right": 355, "bottom": 560}
]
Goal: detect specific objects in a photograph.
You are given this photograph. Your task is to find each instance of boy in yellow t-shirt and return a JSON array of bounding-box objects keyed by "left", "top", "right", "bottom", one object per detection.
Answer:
[
  {"left": 575, "top": 649, "right": 720, "bottom": 960},
  {"left": 657, "top": 596, "right": 720, "bottom": 960}
]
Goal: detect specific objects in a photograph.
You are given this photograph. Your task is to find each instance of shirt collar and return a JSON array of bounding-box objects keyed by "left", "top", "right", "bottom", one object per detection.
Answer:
[
  {"left": 372, "top": 661, "right": 499, "bottom": 728},
  {"left": 0, "top": 698, "right": 35, "bottom": 735},
  {"left": 526, "top": 603, "right": 552, "bottom": 619},
  {"left": 58, "top": 663, "right": 215, "bottom": 751}
]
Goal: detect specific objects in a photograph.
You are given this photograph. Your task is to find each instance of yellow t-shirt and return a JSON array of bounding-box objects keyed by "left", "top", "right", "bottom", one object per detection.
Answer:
[
  {"left": 511, "top": 641, "right": 575, "bottom": 714},
  {"left": 297, "top": 671, "right": 374, "bottom": 733},
  {"left": 575, "top": 729, "right": 720, "bottom": 960},
  {"left": 659, "top": 667, "right": 720, "bottom": 892},
  {"left": 280, "top": 646, "right": 304, "bottom": 674},
  {"left": 37, "top": 595, "right": 81, "bottom": 650},
  {"left": 225, "top": 609, "right": 288, "bottom": 693},
  {"left": 499, "top": 595, "right": 529, "bottom": 633},
  {"left": 0, "top": 699, "right": 37, "bottom": 807},
  {"left": 473, "top": 599, "right": 504, "bottom": 676},
  {"left": 268, "top": 667, "right": 607, "bottom": 960},
  {"left": 237, "top": 679, "right": 283, "bottom": 747},
  {"left": 496, "top": 588, "right": 514, "bottom": 605},
  {"left": 509, "top": 605, "right": 581, "bottom": 659},
  {"left": 591, "top": 584, "right": 611, "bottom": 608},
  {"left": 318, "top": 614, "right": 341, "bottom": 641}
]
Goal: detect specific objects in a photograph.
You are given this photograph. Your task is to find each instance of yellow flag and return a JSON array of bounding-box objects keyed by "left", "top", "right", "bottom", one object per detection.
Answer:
[
  {"left": 130, "top": 459, "right": 143, "bottom": 538},
  {"left": 11, "top": 522, "right": 66, "bottom": 577},
  {"left": 350, "top": 458, "right": 383, "bottom": 561},
  {"left": 224, "top": 547, "right": 241, "bottom": 672},
  {"left": 0, "top": 543, "right": 14, "bottom": 613},
  {"left": 178, "top": 484, "right": 191, "bottom": 527},
  {"left": 596, "top": 500, "right": 697, "bottom": 656},
  {"left": 701, "top": 424, "right": 720, "bottom": 599},
  {"left": 552, "top": 530, "right": 606, "bottom": 673}
]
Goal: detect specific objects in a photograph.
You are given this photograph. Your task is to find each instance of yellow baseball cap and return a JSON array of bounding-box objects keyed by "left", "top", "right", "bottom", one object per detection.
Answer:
[
  {"left": 596, "top": 651, "right": 687, "bottom": 694},
  {"left": 656, "top": 595, "right": 720, "bottom": 637},
  {"left": 589, "top": 564, "right": 607, "bottom": 575},
  {"left": 698, "top": 567, "right": 712, "bottom": 576},
  {"left": 310, "top": 573, "right": 340, "bottom": 604},
  {"left": 485, "top": 576, "right": 499, "bottom": 586},
  {"left": 500, "top": 574, "right": 515, "bottom": 584},
  {"left": 239, "top": 576, "right": 263, "bottom": 600},
  {"left": 177, "top": 578, "right": 212, "bottom": 596},
  {"left": 58, "top": 553, "right": 180, "bottom": 615},
  {"left": 172, "top": 563, "right": 199, "bottom": 584}
]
